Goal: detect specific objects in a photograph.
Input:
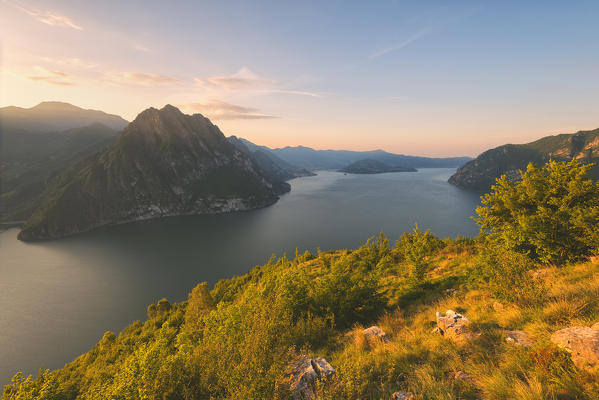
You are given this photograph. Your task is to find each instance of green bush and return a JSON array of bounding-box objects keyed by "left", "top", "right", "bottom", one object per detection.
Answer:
[
  {"left": 475, "top": 160, "right": 599, "bottom": 265},
  {"left": 395, "top": 225, "right": 444, "bottom": 281},
  {"left": 473, "top": 241, "right": 545, "bottom": 306}
]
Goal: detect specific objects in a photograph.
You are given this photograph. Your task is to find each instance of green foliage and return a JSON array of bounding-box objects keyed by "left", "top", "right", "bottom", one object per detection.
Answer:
[
  {"left": 472, "top": 241, "right": 546, "bottom": 306},
  {"left": 475, "top": 159, "right": 599, "bottom": 265},
  {"left": 395, "top": 225, "right": 444, "bottom": 282}
]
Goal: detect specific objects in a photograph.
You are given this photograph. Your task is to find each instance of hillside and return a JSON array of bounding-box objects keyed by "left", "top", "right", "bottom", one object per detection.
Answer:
[
  {"left": 17, "top": 105, "right": 289, "bottom": 241},
  {"left": 227, "top": 135, "right": 314, "bottom": 181},
  {"left": 449, "top": 128, "right": 599, "bottom": 191},
  {"left": 3, "top": 236, "right": 598, "bottom": 399},
  {"left": 339, "top": 159, "right": 417, "bottom": 174},
  {"left": 0, "top": 102, "right": 128, "bottom": 132},
  {"left": 1, "top": 123, "right": 119, "bottom": 222},
  {"left": 269, "top": 146, "right": 471, "bottom": 170}
]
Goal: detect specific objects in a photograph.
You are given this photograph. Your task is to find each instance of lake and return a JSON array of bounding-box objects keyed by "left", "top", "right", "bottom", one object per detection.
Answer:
[{"left": 0, "top": 169, "right": 481, "bottom": 385}]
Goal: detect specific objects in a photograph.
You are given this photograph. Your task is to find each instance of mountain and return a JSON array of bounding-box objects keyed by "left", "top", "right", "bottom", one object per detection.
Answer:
[
  {"left": 267, "top": 146, "right": 471, "bottom": 170},
  {"left": 17, "top": 105, "right": 289, "bottom": 241},
  {"left": 448, "top": 128, "right": 599, "bottom": 191},
  {"left": 1, "top": 123, "right": 119, "bottom": 222},
  {"left": 227, "top": 136, "right": 315, "bottom": 181},
  {"left": 0, "top": 102, "right": 128, "bottom": 132},
  {"left": 339, "top": 159, "right": 417, "bottom": 174}
]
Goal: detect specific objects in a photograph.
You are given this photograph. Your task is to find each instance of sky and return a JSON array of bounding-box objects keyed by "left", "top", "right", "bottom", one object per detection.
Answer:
[{"left": 1, "top": 0, "right": 599, "bottom": 157}]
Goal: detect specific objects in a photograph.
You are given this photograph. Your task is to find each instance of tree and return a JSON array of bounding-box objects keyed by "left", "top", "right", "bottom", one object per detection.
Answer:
[
  {"left": 395, "top": 225, "right": 443, "bottom": 282},
  {"left": 184, "top": 282, "right": 215, "bottom": 333},
  {"left": 474, "top": 159, "right": 599, "bottom": 265}
]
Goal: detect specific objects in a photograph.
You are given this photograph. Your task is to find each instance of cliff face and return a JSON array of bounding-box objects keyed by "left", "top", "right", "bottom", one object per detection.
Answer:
[
  {"left": 18, "top": 105, "right": 288, "bottom": 241},
  {"left": 449, "top": 129, "right": 599, "bottom": 191}
]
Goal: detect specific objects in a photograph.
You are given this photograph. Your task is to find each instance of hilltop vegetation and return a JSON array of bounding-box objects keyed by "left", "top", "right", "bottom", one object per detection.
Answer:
[{"left": 3, "top": 160, "right": 599, "bottom": 399}]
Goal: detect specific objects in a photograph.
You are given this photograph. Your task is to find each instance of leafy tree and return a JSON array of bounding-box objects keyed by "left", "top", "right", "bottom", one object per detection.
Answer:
[
  {"left": 395, "top": 225, "right": 443, "bottom": 281},
  {"left": 474, "top": 159, "right": 599, "bottom": 264}
]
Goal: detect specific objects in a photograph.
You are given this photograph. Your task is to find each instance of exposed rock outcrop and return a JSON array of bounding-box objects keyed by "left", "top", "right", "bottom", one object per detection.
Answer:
[
  {"left": 363, "top": 326, "right": 389, "bottom": 342},
  {"left": 551, "top": 325, "right": 599, "bottom": 371},
  {"left": 392, "top": 391, "right": 415, "bottom": 400},
  {"left": 434, "top": 310, "right": 473, "bottom": 340},
  {"left": 505, "top": 330, "right": 534, "bottom": 347},
  {"left": 285, "top": 356, "right": 335, "bottom": 400}
]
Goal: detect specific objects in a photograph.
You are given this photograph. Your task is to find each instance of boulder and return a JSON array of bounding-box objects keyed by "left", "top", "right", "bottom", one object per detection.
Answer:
[
  {"left": 286, "top": 355, "right": 335, "bottom": 400},
  {"left": 492, "top": 301, "right": 504, "bottom": 311},
  {"left": 392, "top": 391, "right": 414, "bottom": 400},
  {"left": 435, "top": 310, "right": 472, "bottom": 340},
  {"left": 551, "top": 325, "right": 599, "bottom": 371},
  {"left": 505, "top": 330, "right": 534, "bottom": 347},
  {"left": 451, "top": 370, "right": 476, "bottom": 384},
  {"left": 592, "top": 322, "right": 599, "bottom": 331},
  {"left": 363, "top": 326, "right": 389, "bottom": 342}
]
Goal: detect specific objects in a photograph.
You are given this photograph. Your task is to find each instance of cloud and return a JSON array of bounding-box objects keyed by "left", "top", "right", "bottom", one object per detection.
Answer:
[
  {"left": 369, "top": 27, "right": 432, "bottom": 59},
  {"left": 180, "top": 99, "right": 277, "bottom": 120},
  {"left": 194, "top": 67, "right": 323, "bottom": 97},
  {"left": 27, "top": 67, "right": 73, "bottom": 85},
  {"left": 133, "top": 44, "right": 151, "bottom": 53},
  {"left": 111, "top": 72, "right": 180, "bottom": 85},
  {"left": 195, "top": 67, "right": 274, "bottom": 90},
  {"left": 7, "top": 0, "right": 83, "bottom": 30}
]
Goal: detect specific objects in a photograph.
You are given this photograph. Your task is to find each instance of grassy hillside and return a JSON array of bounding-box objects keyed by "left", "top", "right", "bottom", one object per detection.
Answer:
[{"left": 3, "top": 236, "right": 598, "bottom": 399}]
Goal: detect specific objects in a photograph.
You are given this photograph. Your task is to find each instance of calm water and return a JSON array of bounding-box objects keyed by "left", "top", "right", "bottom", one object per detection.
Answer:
[{"left": 0, "top": 169, "right": 480, "bottom": 385}]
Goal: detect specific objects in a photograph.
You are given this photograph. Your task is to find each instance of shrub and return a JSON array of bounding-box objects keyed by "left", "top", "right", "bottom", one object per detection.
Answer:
[
  {"left": 473, "top": 242, "right": 545, "bottom": 306},
  {"left": 474, "top": 159, "right": 599, "bottom": 265},
  {"left": 395, "top": 225, "right": 444, "bottom": 282}
]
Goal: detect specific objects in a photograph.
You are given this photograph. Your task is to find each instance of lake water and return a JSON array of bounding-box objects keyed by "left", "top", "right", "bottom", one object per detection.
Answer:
[{"left": 0, "top": 169, "right": 481, "bottom": 385}]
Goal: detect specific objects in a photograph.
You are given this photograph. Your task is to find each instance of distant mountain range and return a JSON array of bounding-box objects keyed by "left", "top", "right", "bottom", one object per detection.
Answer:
[
  {"left": 0, "top": 101, "right": 128, "bottom": 132},
  {"left": 18, "top": 105, "right": 289, "bottom": 241},
  {"left": 1, "top": 101, "right": 475, "bottom": 240},
  {"left": 339, "top": 159, "right": 416, "bottom": 174},
  {"left": 227, "top": 136, "right": 315, "bottom": 181},
  {"left": 264, "top": 145, "right": 471, "bottom": 170},
  {"left": 449, "top": 128, "right": 599, "bottom": 191}
]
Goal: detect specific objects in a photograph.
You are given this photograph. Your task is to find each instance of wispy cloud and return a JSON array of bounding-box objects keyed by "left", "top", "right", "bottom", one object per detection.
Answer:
[
  {"left": 27, "top": 67, "right": 73, "bottom": 85},
  {"left": 133, "top": 43, "right": 151, "bottom": 53},
  {"left": 110, "top": 72, "right": 180, "bottom": 85},
  {"left": 194, "top": 67, "right": 323, "bottom": 98},
  {"left": 195, "top": 67, "right": 274, "bottom": 90},
  {"left": 6, "top": 0, "right": 83, "bottom": 30},
  {"left": 180, "top": 99, "right": 277, "bottom": 120},
  {"left": 369, "top": 27, "right": 432, "bottom": 59}
]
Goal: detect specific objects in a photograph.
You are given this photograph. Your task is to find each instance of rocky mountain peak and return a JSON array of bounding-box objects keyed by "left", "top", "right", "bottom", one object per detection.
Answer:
[{"left": 125, "top": 105, "right": 220, "bottom": 142}]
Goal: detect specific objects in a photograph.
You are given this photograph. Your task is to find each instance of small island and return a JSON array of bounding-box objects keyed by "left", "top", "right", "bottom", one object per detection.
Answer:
[{"left": 338, "top": 159, "right": 417, "bottom": 174}]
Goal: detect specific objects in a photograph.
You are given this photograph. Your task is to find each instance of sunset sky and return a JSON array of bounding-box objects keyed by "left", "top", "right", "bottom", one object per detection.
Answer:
[{"left": 2, "top": 0, "right": 599, "bottom": 156}]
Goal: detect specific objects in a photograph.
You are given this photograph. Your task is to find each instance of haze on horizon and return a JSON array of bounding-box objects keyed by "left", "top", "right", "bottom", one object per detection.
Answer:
[{"left": 1, "top": 0, "right": 598, "bottom": 157}]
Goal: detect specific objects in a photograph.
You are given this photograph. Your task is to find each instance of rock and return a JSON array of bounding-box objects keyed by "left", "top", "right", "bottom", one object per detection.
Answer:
[
  {"left": 435, "top": 310, "right": 472, "bottom": 340},
  {"left": 530, "top": 269, "right": 548, "bottom": 279},
  {"left": 445, "top": 288, "right": 457, "bottom": 295},
  {"left": 286, "top": 355, "right": 335, "bottom": 400},
  {"left": 392, "top": 391, "right": 415, "bottom": 400},
  {"left": 451, "top": 370, "right": 476, "bottom": 384},
  {"left": 363, "top": 326, "right": 389, "bottom": 342},
  {"left": 492, "top": 301, "right": 504, "bottom": 311},
  {"left": 505, "top": 330, "right": 534, "bottom": 347},
  {"left": 551, "top": 326, "right": 599, "bottom": 372}
]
